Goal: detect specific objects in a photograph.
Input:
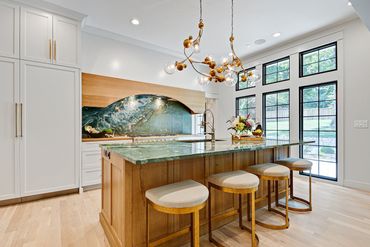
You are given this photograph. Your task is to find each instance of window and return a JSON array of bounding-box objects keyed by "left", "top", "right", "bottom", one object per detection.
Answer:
[
  {"left": 236, "top": 67, "right": 257, "bottom": 91},
  {"left": 192, "top": 114, "right": 204, "bottom": 134},
  {"left": 236, "top": 95, "right": 256, "bottom": 118},
  {"left": 263, "top": 57, "right": 290, "bottom": 85},
  {"left": 300, "top": 42, "right": 337, "bottom": 77},
  {"left": 299, "top": 82, "right": 337, "bottom": 181},
  {"left": 263, "top": 90, "right": 290, "bottom": 141}
]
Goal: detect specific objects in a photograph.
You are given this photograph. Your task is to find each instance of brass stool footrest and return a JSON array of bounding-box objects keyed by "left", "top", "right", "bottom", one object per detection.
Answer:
[
  {"left": 255, "top": 207, "right": 290, "bottom": 230},
  {"left": 277, "top": 196, "right": 312, "bottom": 212},
  {"left": 149, "top": 227, "right": 190, "bottom": 247}
]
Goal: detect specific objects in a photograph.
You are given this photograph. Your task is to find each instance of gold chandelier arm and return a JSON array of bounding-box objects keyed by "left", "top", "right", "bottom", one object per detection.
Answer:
[{"left": 183, "top": 48, "right": 210, "bottom": 78}]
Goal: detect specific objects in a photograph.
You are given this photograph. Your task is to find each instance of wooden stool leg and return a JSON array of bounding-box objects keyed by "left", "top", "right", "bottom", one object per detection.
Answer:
[
  {"left": 251, "top": 191, "right": 256, "bottom": 247},
  {"left": 285, "top": 179, "right": 289, "bottom": 227},
  {"left": 309, "top": 170, "right": 312, "bottom": 210},
  {"left": 275, "top": 180, "right": 279, "bottom": 206},
  {"left": 191, "top": 210, "right": 200, "bottom": 247},
  {"left": 267, "top": 180, "right": 271, "bottom": 211},
  {"left": 208, "top": 184, "right": 212, "bottom": 242},
  {"left": 146, "top": 199, "right": 149, "bottom": 247},
  {"left": 290, "top": 170, "right": 294, "bottom": 198},
  {"left": 239, "top": 194, "right": 243, "bottom": 229},
  {"left": 247, "top": 193, "right": 251, "bottom": 221}
]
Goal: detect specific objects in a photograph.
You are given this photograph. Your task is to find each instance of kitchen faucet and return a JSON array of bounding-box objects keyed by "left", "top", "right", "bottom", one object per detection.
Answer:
[{"left": 202, "top": 109, "right": 216, "bottom": 143}]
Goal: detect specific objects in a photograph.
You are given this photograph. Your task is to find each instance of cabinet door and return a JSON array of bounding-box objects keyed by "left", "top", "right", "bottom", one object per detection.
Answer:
[
  {"left": 0, "top": 57, "right": 20, "bottom": 201},
  {"left": 20, "top": 61, "right": 80, "bottom": 196},
  {"left": 0, "top": 1, "right": 19, "bottom": 58},
  {"left": 53, "top": 15, "right": 80, "bottom": 67},
  {"left": 21, "top": 7, "right": 53, "bottom": 64}
]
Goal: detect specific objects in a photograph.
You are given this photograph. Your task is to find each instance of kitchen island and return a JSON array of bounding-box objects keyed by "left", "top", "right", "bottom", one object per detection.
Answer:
[{"left": 100, "top": 139, "right": 311, "bottom": 247}]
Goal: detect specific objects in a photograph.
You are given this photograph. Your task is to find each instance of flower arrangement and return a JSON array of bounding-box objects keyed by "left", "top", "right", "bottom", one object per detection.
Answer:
[{"left": 227, "top": 114, "right": 256, "bottom": 136}]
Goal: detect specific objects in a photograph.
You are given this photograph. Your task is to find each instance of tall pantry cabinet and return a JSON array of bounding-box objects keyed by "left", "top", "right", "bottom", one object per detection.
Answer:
[{"left": 0, "top": 0, "right": 81, "bottom": 202}]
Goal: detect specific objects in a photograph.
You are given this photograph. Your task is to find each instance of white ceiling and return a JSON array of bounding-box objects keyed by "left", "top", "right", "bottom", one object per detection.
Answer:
[{"left": 43, "top": 0, "right": 357, "bottom": 59}]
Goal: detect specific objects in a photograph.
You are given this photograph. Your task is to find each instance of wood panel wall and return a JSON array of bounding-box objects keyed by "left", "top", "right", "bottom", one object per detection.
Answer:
[{"left": 82, "top": 73, "right": 206, "bottom": 114}]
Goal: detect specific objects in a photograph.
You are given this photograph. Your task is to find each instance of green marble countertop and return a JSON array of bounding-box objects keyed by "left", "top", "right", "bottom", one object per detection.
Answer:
[{"left": 101, "top": 139, "right": 314, "bottom": 165}]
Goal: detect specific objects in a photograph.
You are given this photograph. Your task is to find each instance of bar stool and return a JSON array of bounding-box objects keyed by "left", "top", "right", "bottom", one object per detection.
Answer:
[
  {"left": 208, "top": 170, "right": 260, "bottom": 247},
  {"left": 246, "top": 163, "right": 290, "bottom": 230},
  {"left": 145, "top": 180, "right": 209, "bottom": 247},
  {"left": 275, "top": 158, "right": 313, "bottom": 212}
]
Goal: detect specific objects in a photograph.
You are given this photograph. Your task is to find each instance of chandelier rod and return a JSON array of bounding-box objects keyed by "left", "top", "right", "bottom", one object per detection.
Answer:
[
  {"left": 200, "top": 0, "right": 203, "bottom": 21},
  {"left": 231, "top": 0, "right": 234, "bottom": 38}
]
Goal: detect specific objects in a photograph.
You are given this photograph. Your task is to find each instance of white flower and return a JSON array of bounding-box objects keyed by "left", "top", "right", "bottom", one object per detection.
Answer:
[
  {"left": 232, "top": 117, "right": 239, "bottom": 127},
  {"left": 247, "top": 118, "right": 256, "bottom": 129}
]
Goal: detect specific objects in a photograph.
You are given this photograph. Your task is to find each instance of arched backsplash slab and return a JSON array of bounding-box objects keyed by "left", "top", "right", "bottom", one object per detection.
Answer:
[
  {"left": 82, "top": 94, "right": 192, "bottom": 137},
  {"left": 82, "top": 73, "right": 205, "bottom": 114}
]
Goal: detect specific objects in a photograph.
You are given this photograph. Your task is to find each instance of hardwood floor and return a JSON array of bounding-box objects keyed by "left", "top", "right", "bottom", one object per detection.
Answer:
[{"left": 1, "top": 177, "right": 370, "bottom": 247}]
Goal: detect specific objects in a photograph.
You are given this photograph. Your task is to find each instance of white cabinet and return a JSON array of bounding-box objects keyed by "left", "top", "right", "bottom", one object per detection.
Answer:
[
  {"left": 0, "top": 1, "right": 19, "bottom": 58},
  {"left": 81, "top": 140, "right": 131, "bottom": 187},
  {"left": 0, "top": 57, "right": 20, "bottom": 201},
  {"left": 21, "top": 7, "right": 80, "bottom": 67},
  {"left": 21, "top": 8, "right": 53, "bottom": 64},
  {"left": 53, "top": 15, "right": 80, "bottom": 67},
  {"left": 20, "top": 61, "right": 79, "bottom": 196},
  {"left": 0, "top": 3, "right": 81, "bottom": 203}
]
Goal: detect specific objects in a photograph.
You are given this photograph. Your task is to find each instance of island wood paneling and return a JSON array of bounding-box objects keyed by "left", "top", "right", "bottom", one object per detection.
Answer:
[
  {"left": 100, "top": 147, "right": 289, "bottom": 247},
  {"left": 82, "top": 73, "right": 206, "bottom": 114}
]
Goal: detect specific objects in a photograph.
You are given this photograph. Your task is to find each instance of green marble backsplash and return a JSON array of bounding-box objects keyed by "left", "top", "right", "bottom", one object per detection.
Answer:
[{"left": 82, "top": 95, "right": 192, "bottom": 137}]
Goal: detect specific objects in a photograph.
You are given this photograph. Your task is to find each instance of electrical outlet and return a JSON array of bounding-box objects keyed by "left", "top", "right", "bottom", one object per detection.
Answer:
[{"left": 354, "top": 120, "right": 368, "bottom": 129}]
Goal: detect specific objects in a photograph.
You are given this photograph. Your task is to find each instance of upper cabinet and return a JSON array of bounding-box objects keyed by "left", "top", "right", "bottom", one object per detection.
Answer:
[
  {"left": 0, "top": 1, "right": 19, "bottom": 58},
  {"left": 53, "top": 15, "right": 80, "bottom": 67},
  {"left": 21, "top": 8, "right": 52, "bottom": 64},
  {"left": 21, "top": 7, "right": 80, "bottom": 68}
]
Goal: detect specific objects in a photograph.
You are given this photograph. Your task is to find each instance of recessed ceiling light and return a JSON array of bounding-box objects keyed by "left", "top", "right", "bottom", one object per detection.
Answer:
[
  {"left": 272, "top": 32, "right": 281, "bottom": 38},
  {"left": 254, "top": 39, "right": 266, "bottom": 45},
  {"left": 130, "top": 18, "right": 140, "bottom": 25},
  {"left": 348, "top": 1, "right": 352, "bottom": 6},
  {"left": 246, "top": 44, "right": 251, "bottom": 48}
]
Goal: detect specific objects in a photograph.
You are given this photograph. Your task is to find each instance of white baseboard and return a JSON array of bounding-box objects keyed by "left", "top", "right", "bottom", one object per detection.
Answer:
[{"left": 344, "top": 179, "right": 370, "bottom": 192}]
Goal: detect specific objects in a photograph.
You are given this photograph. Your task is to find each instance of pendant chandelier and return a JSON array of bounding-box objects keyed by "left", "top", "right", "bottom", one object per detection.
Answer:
[{"left": 164, "top": 0, "right": 260, "bottom": 86}]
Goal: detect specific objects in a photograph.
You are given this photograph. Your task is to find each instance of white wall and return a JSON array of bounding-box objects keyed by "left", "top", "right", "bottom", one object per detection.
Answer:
[
  {"left": 342, "top": 19, "right": 370, "bottom": 191},
  {"left": 215, "top": 18, "right": 370, "bottom": 191},
  {"left": 81, "top": 31, "right": 219, "bottom": 94}
]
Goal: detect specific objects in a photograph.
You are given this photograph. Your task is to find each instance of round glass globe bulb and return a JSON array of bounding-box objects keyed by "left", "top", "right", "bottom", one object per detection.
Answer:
[
  {"left": 193, "top": 44, "right": 200, "bottom": 53},
  {"left": 164, "top": 63, "right": 176, "bottom": 74},
  {"left": 197, "top": 76, "right": 210, "bottom": 86},
  {"left": 224, "top": 72, "right": 237, "bottom": 87}
]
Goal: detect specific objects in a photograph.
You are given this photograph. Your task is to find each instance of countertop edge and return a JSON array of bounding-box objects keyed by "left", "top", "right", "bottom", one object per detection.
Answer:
[{"left": 101, "top": 141, "right": 314, "bottom": 165}]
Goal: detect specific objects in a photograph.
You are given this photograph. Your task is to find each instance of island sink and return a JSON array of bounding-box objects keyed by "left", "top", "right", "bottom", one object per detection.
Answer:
[{"left": 177, "top": 139, "right": 226, "bottom": 143}]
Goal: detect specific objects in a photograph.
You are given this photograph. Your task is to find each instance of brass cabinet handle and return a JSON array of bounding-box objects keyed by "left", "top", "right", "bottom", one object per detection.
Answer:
[
  {"left": 15, "top": 103, "right": 18, "bottom": 137},
  {"left": 54, "top": 40, "right": 56, "bottom": 61},
  {"left": 49, "top": 39, "right": 52, "bottom": 60},
  {"left": 20, "top": 103, "right": 23, "bottom": 137}
]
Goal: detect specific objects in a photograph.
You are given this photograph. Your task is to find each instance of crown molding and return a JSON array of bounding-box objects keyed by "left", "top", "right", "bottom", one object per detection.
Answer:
[
  {"left": 241, "top": 15, "right": 358, "bottom": 62},
  {"left": 351, "top": 0, "right": 370, "bottom": 31},
  {"left": 12, "top": 0, "right": 87, "bottom": 21},
  {"left": 82, "top": 25, "right": 189, "bottom": 60}
]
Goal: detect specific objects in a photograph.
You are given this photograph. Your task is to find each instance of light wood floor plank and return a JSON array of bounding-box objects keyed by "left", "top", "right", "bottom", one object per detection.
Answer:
[{"left": 1, "top": 177, "right": 370, "bottom": 247}]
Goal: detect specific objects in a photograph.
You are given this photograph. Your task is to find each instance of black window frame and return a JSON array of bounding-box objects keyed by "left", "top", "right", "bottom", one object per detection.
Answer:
[
  {"left": 299, "top": 42, "right": 338, "bottom": 78},
  {"left": 299, "top": 81, "right": 338, "bottom": 181},
  {"left": 262, "top": 89, "right": 290, "bottom": 141},
  {"left": 235, "top": 94, "right": 256, "bottom": 118},
  {"left": 236, "top": 67, "right": 257, "bottom": 91},
  {"left": 262, "top": 56, "right": 290, "bottom": 85}
]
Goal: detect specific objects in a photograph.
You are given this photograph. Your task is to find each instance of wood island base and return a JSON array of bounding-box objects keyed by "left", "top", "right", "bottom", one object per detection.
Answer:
[{"left": 100, "top": 147, "right": 289, "bottom": 247}]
